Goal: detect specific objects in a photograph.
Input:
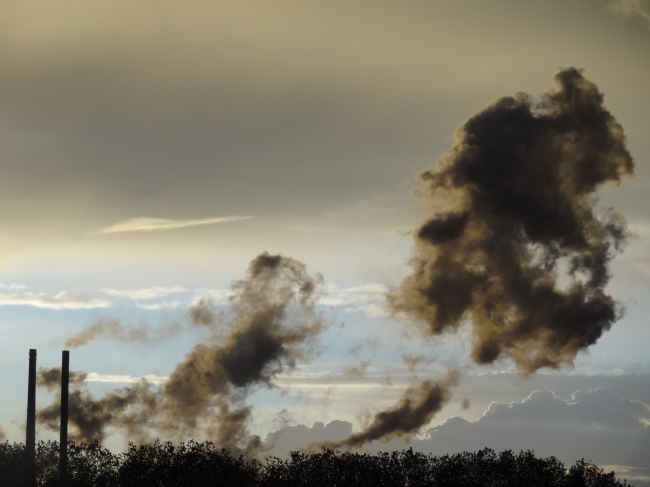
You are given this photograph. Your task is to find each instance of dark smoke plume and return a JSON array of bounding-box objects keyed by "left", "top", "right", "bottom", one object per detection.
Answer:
[
  {"left": 64, "top": 318, "right": 184, "bottom": 349},
  {"left": 37, "top": 367, "right": 157, "bottom": 444},
  {"left": 317, "top": 68, "right": 633, "bottom": 451},
  {"left": 37, "top": 253, "right": 326, "bottom": 453},
  {"left": 317, "top": 372, "right": 457, "bottom": 449},
  {"left": 389, "top": 68, "right": 633, "bottom": 374}
]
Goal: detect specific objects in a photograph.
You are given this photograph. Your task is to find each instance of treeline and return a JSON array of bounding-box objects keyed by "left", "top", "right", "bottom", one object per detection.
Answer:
[{"left": 0, "top": 440, "right": 631, "bottom": 486}]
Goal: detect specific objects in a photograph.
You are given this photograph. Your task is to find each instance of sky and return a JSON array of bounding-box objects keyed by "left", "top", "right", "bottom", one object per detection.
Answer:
[{"left": 0, "top": 0, "right": 649, "bottom": 484}]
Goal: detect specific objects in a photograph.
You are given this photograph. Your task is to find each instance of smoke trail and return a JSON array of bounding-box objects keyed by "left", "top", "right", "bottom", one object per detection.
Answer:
[
  {"left": 64, "top": 318, "right": 184, "bottom": 348},
  {"left": 36, "top": 367, "right": 87, "bottom": 390},
  {"left": 318, "top": 372, "right": 458, "bottom": 449},
  {"left": 0, "top": 424, "right": 5, "bottom": 442},
  {"left": 389, "top": 67, "right": 633, "bottom": 375},
  {"left": 37, "top": 368, "right": 157, "bottom": 443},
  {"left": 37, "top": 252, "right": 327, "bottom": 452}
]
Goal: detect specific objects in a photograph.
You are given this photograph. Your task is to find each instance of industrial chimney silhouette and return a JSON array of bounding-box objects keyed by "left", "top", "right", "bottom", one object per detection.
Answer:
[
  {"left": 60, "top": 350, "right": 69, "bottom": 487},
  {"left": 25, "top": 349, "right": 36, "bottom": 487}
]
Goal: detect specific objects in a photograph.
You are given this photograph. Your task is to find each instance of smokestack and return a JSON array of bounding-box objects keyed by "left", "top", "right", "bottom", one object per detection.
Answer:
[
  {"left": 25, "top": 349, "right": 36, "bottom": 487},
  {"left": 59, "top": 351, "right": 69, "bottom": 487}
]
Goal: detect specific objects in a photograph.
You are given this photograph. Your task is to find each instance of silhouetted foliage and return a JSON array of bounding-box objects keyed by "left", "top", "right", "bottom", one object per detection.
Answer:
[
  {"left": 0, "top": 441, "right": 632, "bottom": 486},
  {"left": 118, "top": 440, "right": 258, "bottom": 487}
]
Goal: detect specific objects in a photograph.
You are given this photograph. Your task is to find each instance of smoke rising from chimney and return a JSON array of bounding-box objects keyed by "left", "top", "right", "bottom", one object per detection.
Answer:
[
  {"left": 36, "top": 68, "right": 635, "bottom": 453},
  {"left": 64, "top": 318, "right": 185, "bottom": 349},
  {"left": 389, "top": 67, "right": 633, "bottom": 375},
  {"left": 37, "top": 253, "right": 327, "bottom": 453}
]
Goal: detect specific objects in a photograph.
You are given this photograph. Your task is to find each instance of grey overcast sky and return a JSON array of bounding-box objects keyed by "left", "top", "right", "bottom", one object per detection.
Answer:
[{"left": 0, "top": 0, "right": 649, "bottom": 484}]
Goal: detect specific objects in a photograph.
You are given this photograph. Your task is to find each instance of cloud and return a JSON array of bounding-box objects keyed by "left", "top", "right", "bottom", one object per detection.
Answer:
[
  {"left": 102, "top": 286, "right": 188, "bottom": 300},
  {"left": 600, "top": 465, "right": 650, "bottom": 486},
  {"left": 0, "top": 291, "right": 110, "bottom": 310},
  {"left": 85, "top": 373, "right": 169, "bottom": 385},
  {"left": 262, "top": 420, "right": 353, "bottom": 458},
  {"left": 91, "top": 216, "right": 254, "bottom": 235},
  {"left": 404, "top": 388, "right": 650, "bottom": 473},
  {"left": 602, "top": 0, "right": 650, "bottom": 25},
  {"left": 260, "top": 387, "right": 650, "bottom": 484},
  {"left": 136, "top": 300, "right": 183, "bottom": 310},
  {"left": 319, "top": 283, "right": 389, "bottom": 317},
  {"left": 0, "top": 283, "right": 26, "bottom": 290},
  {"left": 190, "top": 282, "right": 391, "bottom": 315}
]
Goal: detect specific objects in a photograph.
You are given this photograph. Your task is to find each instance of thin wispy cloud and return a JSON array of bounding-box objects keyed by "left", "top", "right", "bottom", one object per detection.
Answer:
[
  {"left": 602, "top": 0, "right": 650, "bottom": 25},
  {"left": 0, "top": 291, "right": 110, "bottom": 310},
  {"left": 0, "top": 283, "right": 26, "bottom": 290},
  {"left": 91, "top": 216, "right": 254, "bottom": 235},
  {"left": 191, "top": 282, "right": 390, "bottom": 316},
  {"left": 85, "top": 372, "right": 169, "bottom": 384},
  {"left": 136, "top": 300, "right": 183, "bottom": 310},
  {"left": 102, "top": 286, "right": 188, "bottom": 300},
  {"left": 319, "top": 283, "right": 389, "bottom": 317}
]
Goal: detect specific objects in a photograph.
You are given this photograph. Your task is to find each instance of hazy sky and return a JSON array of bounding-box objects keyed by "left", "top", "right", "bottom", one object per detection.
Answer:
[{"left": 0, "top": 0, "right": 649, "bottom": 483}]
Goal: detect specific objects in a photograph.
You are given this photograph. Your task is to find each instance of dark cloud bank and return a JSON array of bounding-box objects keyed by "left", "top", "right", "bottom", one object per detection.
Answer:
[{"left": 36, "top": 68, "right": 635, "bottom": 455}]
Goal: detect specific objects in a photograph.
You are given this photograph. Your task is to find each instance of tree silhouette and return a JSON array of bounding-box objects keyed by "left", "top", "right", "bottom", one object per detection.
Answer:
[{"left": 0, "top": 441, "right": 633, "bottom": 486}]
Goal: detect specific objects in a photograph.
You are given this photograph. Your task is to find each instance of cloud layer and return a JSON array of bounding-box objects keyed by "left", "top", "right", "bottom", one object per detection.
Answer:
[
  {"left": 85, "top": 373, "right": 169, "bottom": 385},
  {"left": 0, "top": 291, "right": 109, "bottom": 310},
  {"left": 319, "top": 283, "right": 388, "bottom": 317},
  {"left": 262, "top": 387, "right": 650, "bottom": 484},
  {"left": 102, "top": 286, "right": 188, "bottom": 300}
]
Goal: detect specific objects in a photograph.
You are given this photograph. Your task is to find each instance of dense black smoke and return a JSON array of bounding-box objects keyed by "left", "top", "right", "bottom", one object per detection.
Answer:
[
  {"left": 389, "top": 68, "right": 633, "bottom": 374},
  {"left": 37, "top": 253, "right": 326, "bottom": 453},
  {"left": 37, "top": 68, "right": 634, "bottom": 453},
  {"left": 320, "top": 372, "right": 458, "bottom": 450},
  {"left": 317, "top": 68, "right": 634, "bottom": 451}
]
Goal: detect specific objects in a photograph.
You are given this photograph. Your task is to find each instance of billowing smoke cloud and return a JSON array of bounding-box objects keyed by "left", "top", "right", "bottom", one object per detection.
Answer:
[
  {"left": 37, "top": 367, "right": 156, "bottom": 444},
  {"left": 37, "top": 253, "right": 326, "bottom": 453},
  {"left": 389, "top": 68, "right": 633, "bottom": 375},
  {"left": 315, "top": 68, "right": 633, "bottom": 451},
  {"left": 158, "top": 252, "right": 325, "bottom": 446},
  {"left": 37, "top": 68, "right": 634, "bottom": 453}
]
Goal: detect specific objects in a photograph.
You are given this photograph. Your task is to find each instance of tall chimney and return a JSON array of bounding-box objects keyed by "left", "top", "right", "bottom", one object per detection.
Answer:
[
  {"left": 25, "top": 349, "right": 36, "bottom": 487},
  {"left": 59, "top": 351, "right": 69, "bottom": 487}
]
